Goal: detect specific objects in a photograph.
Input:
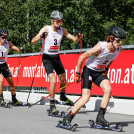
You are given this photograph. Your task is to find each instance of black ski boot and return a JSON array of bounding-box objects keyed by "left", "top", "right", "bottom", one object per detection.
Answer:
[
  {"left": 12, "top": 94, "right": 23, "bottom": 106},
  {"left": 60, "top": 92, "right": 74, "bottom": 106},
  {"left": 62, "top": 111, "right": 75, "bottom": 126},
  {"left": 47, "top": 100, "right": 59, "bottom": 116},
  {"left": 96, "top": 107, "right": 109, "bottom": 126},
  {"left": 0, "top": 94, "right": 6, "bottom": 106},
  {"left": 57, "top": 111, "right": 78, "bottom": 131}
]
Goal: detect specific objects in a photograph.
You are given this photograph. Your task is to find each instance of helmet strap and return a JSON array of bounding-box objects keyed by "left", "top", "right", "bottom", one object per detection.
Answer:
[
  {"left": 111, "top": 41, "right": 115, "bottom": 49},
  {"left": 52, "top": 20, "right": 60, "bottom": 30}
]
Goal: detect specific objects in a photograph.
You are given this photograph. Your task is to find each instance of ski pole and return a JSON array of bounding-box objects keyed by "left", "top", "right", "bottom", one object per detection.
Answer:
[
  {"left": 80, "top": 39, "right": 82, "bottom": 54},
  {"left": 27, "top": 39, "right": 45, "bottom": 104},
  {"left": 66, "top": 83, "right": 95, "bottom": 111},
  {"left": 27, "top": 82, "right": 74, "bottom": 109},
  {"left": 16, "top": 52, "right": 21, "bottom": 84}
]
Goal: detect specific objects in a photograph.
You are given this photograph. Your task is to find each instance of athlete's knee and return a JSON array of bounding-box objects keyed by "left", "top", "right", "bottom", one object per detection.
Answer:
[
  {"left": 0, "top": 76, "right": 4, "bottom": 85},
  {"left": 50, "top": 78, "right": 56, "bottom": 85},
  {"left": 0, "top": 80, "right": 4, "bottom": 85},
  {"left": 8, "top": 79, "right": 14, "bottom": 87},
  {"left": 104, "top": 88, "right": 111, "bottom": 96},
  {"left": 81, "top": 95, "right": 90, "bottom": 104},
  {"left": 9, "top": 83, "right": 15, "bottom": 89}
]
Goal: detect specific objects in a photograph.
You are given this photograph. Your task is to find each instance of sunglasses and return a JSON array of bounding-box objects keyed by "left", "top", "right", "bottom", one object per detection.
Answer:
[
  {"left": 1, "top": 36, "right": 7, "bottom": 39},
  {"left": 114, "top": 38, "right": 122, "bottom": 43},
  {"left": 54, "top": 20, "right": 62, "bottom": 24}
]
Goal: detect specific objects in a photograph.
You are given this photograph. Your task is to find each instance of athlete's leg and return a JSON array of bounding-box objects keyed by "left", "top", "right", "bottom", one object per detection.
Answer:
[
  {"left": 0, "top": 74, "right": 4, "bottom": 95},
  {"left": 58, "top": 72, "right": 66, "bottom": 92},
  {"left": 58, "top": 73, "right": 74, "bottom": 105},
  {"left": 0, "top": 74, "right": 5, "bottom": 104},
  {"left": 5, "top": 77, "right": 15, "bottom": 95},
  {"left": 5, "top": 77, "right": 23, "bottom": 105},
  {"left": 100, "top": 79, "right": 111, "bottom": 108},
  {"left": 47, "top": 73, "right": 59, "bottom": 114},
  {"left": 72, "top": 89, "right": 91, "bottom": 113},
  {"left": 96, "top": 79, "right": 111, "bottom": 126},
  {"left": 48, "top": 73, "right": 57, "bottom": 99}
]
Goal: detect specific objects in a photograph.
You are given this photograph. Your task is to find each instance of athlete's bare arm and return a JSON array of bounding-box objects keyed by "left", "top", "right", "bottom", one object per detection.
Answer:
[
  {"left": 62, "top": 27, "right": 83, "bottom": 43},
  {"left": 76, "top": 43, "right": 102, "bottom": 73},
  {"left": 31, "top": 26, "right": 47, "bottom": 44},
  {"left": 9, "top": 42, "right": 20, "bottom": 52}
]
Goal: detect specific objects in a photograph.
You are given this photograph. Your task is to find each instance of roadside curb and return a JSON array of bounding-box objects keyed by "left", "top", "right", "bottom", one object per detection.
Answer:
[{"left": 4, "top": 91, "right": 134, "bottom": 115}]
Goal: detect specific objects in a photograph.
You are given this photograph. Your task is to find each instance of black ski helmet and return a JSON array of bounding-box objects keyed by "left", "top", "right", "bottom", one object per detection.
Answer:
[
  {"left": 0, "top": 29, "right": 8, "bottom": 36},
  {"left": 107, "top": 27, "right": 126, "bottom": 39},
  {"left": 50, "top": 10, "right": 63, "bottom": 20}
]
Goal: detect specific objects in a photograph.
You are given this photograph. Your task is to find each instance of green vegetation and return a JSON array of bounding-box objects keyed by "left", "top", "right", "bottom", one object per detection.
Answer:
[{"left": 0, "top": 0, "right": 133, "bottom": 54}]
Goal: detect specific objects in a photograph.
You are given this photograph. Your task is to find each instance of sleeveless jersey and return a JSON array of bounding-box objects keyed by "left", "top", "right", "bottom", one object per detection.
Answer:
[
  {"left": 85, "top": 41, "right": 120, "bottom": 72},
  {"left": 0, "top": 40, "right": 9, "bottom": 64},
  {"left": 42, "top": 26, "right": 63, "bottom": 55}
]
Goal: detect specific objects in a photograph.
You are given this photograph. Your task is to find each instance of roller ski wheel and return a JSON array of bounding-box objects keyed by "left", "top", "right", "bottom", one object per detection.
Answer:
[
  {"left": 0, "top": 102, "right": 11, "bottom": 108},
  {"left": 6, "top": 102, "right": 11, "bottom": 108},
  {"left": 88, "top": 120, "right": 123, "bottom": 132},
  {"left": 116, "top": 124, "right": 123, "bottom": 132},
  {"left": 71, "top": 124, "right": 78, "bottom": 131},
  {"left": 61, "top": 111, "right": 65, "bottom": 118},
  {"left": 56, "top": 120, "right": 78, "bottom": 131},
  {"left": 89, "top": 120, "right": 95, "bottom": 128}
]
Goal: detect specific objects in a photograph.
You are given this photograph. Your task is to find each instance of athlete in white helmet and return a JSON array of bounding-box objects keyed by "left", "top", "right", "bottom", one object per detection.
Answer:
[
  {"left": 59, "top": 27, "right": 126, "bottom": 126},
  {"left": 0, "top": 29, "right": 23, "bottom": 106},
  {"left": 31, "top": 11, "right": 83, "bottom": 114}
]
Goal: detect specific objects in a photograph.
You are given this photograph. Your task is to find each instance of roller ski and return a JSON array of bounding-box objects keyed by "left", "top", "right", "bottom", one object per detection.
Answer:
[
  {"left": 47, "top": 109, "right": 65, "bottom": 118},
  {"left": 59, "top": 93, "right": 74, "bottom": 106},
  {"left": 56, "top": 111, "right": 78, "bottom": 131},
  {"left": 0, "top": 95, "right": 10, "bottom": 108},
  {"left": 89, "top": 107, "right": 123, "bottom": 132},
  {"left": 0, "top": 101, "right": 11, "bottom": 108},
  {"left": 10, "top": 101, "right": 30, "bottom": 106},
  {"left": 89, "top": 120, "right": 123, "bottom": 132},
  {"left": 56, "top": 120, "right": 78, "bottom": 131}
]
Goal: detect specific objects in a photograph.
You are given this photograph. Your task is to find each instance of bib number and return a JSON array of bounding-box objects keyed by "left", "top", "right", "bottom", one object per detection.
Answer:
[{"left": 54, "top": 39, "right": 57, "bottom": 45}]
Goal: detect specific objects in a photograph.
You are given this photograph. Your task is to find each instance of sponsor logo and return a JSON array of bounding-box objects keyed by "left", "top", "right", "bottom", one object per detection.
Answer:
[
  {"left": 89, "top": 76, "right": 92, "bottom": 81},
  {"left": 48, "top": 49, "right": 58, "bottom": 53}
]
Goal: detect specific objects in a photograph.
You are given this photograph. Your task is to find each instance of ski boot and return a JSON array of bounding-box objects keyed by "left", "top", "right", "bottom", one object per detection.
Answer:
[
  {"left": 96, "top": 107, "right": 109, "bottom": 126},
  {"left": 47, "top": 100, "right": 60, "bottom": 117},
  {"left": 0, "top": 95, "right": 10, "bottom": 108},
  {"left": 11, "top": 94, "right": 23, "bottom": 106},
  {"left": 60, "top": 92, "right": 74, "bottom": 106},
  {"left": 0, "top": 96, "right": 6, "bottom": 106},
  {"left": 57, "top": 111, "right": 78, "bottom": 131}
]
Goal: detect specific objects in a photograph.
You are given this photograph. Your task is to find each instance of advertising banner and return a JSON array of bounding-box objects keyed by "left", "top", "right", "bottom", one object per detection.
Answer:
[{"left": 4, "top": 50, "right": 134, "bottom": 97}]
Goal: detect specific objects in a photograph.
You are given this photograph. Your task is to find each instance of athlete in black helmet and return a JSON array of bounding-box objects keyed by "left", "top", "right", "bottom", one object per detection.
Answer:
[
  {"left": 107, "top": 27, "right": 126, "bottom": 48},
  {"left": 58, "top": 27, "right": 126, "bottom": 127},
  {"left": 0, "top": 29, "right": 23, "bottom": 106},
  {"left": 0, "top": 29, "right": 8, "bottom": 36},
  {"left": 31, "top": 11, "right": 83, "bottom": 115}
]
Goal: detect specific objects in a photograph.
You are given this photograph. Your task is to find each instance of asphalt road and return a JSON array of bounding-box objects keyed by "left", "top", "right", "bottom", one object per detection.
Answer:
[{"left": 0, "top": 102, "right": 134, "bottom": 134}]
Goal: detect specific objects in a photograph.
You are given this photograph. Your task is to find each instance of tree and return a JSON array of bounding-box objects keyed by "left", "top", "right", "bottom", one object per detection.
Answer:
[{"left": 0, "top": 0, "right": 133, "bottom": 54}]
